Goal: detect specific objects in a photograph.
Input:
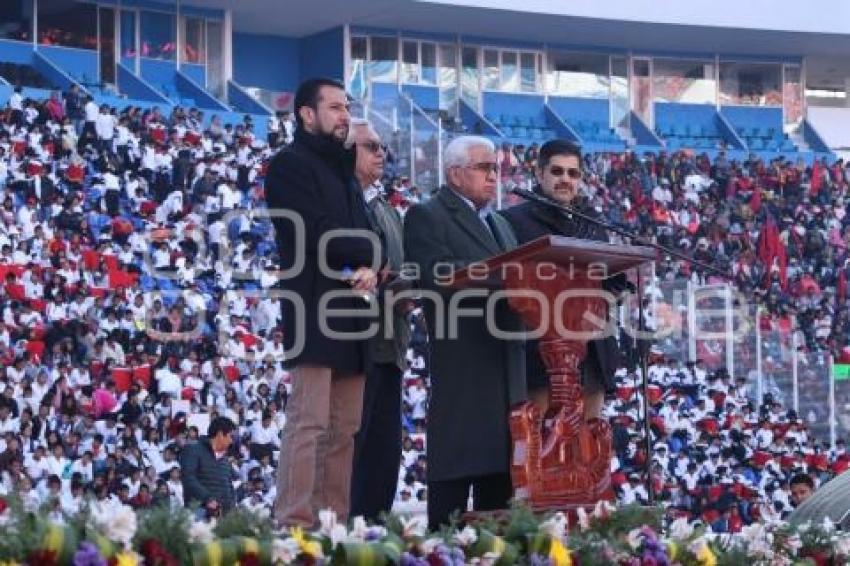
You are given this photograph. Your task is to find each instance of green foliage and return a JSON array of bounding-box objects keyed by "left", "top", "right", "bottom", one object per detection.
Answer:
[
  {"left": 0, "top": 496, "right": 51, "bottom": 560},
  {"left": 133, "top": 503, "right": 193, "bottom": 563},
  {"left": 213, "top": 507, "right": 275, "bottom": 540}
]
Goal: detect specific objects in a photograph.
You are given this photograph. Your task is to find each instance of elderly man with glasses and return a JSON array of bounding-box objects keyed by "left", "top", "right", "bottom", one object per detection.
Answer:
[
  {"left": 346, "top": 119, "right": 412, "bottom": 522},
  {"left": 404, "top": 135, "right": 527, "bottom": 529}
]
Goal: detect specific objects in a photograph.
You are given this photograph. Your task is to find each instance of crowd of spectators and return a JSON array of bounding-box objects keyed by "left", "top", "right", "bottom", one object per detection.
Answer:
[{"left": 0, "top": 87, "right": 849, "bottom": 530}]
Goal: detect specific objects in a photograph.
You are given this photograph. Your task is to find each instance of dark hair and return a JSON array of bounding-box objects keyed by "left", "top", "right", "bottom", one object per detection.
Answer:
[
  {"left": 208, "top": 416, "right": 235, "bottom": 438},
  {"left": 538, "top": 139, "right": 582, "bottom": 171},
  {"left": 293, "top": 77, "right": 346, "bottom": 130},
  {"left": 790, "top": 473, "right": 814, "bottom": 490}
]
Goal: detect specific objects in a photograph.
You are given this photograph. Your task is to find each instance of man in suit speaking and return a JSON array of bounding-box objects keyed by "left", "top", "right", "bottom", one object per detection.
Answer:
[
  {"left": 404, "top": 136, "right": 526, "bottom": 529},
  {"left": 499, "top": 139, "right": 628, "bottom": 421}
]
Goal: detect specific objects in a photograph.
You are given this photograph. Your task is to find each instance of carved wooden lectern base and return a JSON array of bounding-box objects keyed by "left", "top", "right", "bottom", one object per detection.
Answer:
[
  {"left": 505, "top": 264, "right": 613, "bottom": 510},
  {"left": 450, "top": 236, "right": 654, "bottom": 512}
]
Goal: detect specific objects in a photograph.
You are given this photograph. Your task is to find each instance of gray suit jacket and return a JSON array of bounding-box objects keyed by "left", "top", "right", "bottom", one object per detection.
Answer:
[
  {"left": 404, "top": 186, "right": 527, "bottom": 481},
  {"left": 368, "top": 194, "right": 411, "bottom": 371}
]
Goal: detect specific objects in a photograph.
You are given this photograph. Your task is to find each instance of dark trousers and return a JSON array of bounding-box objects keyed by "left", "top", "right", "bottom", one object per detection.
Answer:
[
  {"left": 350, "top": 362, "right": 402, "bottom": 522},
  {"left": 427, "top": 473, "right": 512, "bottom": 530}
]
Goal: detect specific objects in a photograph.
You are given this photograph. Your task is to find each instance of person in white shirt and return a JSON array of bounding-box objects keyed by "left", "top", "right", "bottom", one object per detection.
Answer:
[
  {"left": 8, "top": 87, "right": 23, "bottom": 129},
  {"left": 249, "top": 412, "right": 280, "bottom": 461},
  {"left": 80, "top": 96, "right": 99, "bottom": 147},
  {"left": 281, "top": 111, "right": 295, "bottom": 145},
  {"left": 155, "top": 358, "right": 182, "bottom": 399},
  {"left": 95, "top": 105, "right": 116, "bottom": 151}
]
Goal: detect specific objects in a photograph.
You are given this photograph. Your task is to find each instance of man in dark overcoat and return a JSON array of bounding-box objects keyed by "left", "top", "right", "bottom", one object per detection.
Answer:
[
  {"left": 404, "top": 135, "right": 526, "bottom": 529},
  {"left": 266, "top": 78, "right": 382, "bottom": 528}
]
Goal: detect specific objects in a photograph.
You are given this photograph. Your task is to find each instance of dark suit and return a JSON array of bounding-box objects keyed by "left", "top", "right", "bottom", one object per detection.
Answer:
[
  {"left": 350, "top": 189, "right": 410, "bottom": 521},
  {"left": 404, "top": 187, "right": 526, "bottom": 528},
  {"left": 498, "top": 194, "right": 624, "bottom": 393},
  {"left": 265, "top": 129, "right": 380, "bottom": 374}
]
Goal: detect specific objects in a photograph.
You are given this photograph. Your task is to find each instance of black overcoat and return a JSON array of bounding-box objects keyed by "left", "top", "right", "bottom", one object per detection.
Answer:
[
  {"left": 404, "top": 187, "right": 526, "bottom": 481},
  {"left": 498, "top": 194, "right": 625, "bottom": 392},
  {"left": 265, "top": 129, "right": 380, "bottom": 374}
]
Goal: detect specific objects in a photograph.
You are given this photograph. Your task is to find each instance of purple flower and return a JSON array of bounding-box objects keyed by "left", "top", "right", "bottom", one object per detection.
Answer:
[
  {"left": 530, "top": 554, "right": 554, "bottom": 566},
  {"left": 400, "top": 552, "right": 429, "bottom": 566},
  {"left": 73, "top": 542, "right": 107, "bottom": 566}
]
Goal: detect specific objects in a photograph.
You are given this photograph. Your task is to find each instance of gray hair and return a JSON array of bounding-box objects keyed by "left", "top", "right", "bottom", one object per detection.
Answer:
[
  {"left": 345, "top": 118, "right": 376, "bottom": 149},
  {"left": 443, "top": 135, "right": 495, "bottom": 173}
]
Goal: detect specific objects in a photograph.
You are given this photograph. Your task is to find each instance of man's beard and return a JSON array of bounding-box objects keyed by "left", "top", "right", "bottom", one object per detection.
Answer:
[{"left": 319, "top": 124, "right": 347, "bottom": 144}]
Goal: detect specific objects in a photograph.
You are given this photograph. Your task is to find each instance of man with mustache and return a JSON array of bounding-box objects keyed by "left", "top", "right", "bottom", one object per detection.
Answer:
[{"left": 499, "top": 139, "right": 627, "bottom": 421}]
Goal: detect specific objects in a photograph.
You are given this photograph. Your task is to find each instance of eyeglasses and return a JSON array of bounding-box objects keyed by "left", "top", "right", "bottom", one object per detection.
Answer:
[
  {"left": 464, "top": 162, "right": 499, "bottom": 174},
  {"left": 548, "top": 165, "right": 582, "bottom": 179},
  {"left": 360, "top": 141, "right": 386, "bottom": 154}
]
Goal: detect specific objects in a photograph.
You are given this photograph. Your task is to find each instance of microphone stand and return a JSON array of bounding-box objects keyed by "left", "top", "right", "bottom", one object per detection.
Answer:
[
  {"left": 509, "top": 187, "right": 734, "bottom": 505},
  {"left": 508, "top": 188, "right": 733, "bottom": 280}
]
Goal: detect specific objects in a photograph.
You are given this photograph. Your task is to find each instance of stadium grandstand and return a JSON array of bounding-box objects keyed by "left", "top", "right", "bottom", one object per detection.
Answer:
[{"left": 2, "top": 0, "right": 850, "bottom": 542}]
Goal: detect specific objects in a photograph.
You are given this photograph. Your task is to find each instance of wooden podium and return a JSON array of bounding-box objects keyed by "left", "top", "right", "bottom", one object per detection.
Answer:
[{"left": 453, "top": 235, "right": 655, "bottom": 511}]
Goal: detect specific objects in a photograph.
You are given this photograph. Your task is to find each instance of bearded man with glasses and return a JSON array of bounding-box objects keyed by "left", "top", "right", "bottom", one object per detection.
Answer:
[
  {"left": 499, "top": 139, "right": 629, "bottom": 424},
  {"left": 404, "top": 135, "right": 527, "bottom": 529}
]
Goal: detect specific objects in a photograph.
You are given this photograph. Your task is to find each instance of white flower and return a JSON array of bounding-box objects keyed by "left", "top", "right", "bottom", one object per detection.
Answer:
[
  {"left": 575, "top": 506, "right": 590, "bottom": 532},
  {"left": 318, "top": 508, "right": 338, "bottom": 536},
  {"left": 737, "top": 523, "right": 774, "bottom": 558},
  {"left": 89, "top": 500, "right": 137, "bottom": 549},
  {"left": 453, "top": 525, "right": 478, "bottom": 546},
  {"left": 188, "top": 519, "right": 216, "bottom": 544},
  {"left": 271, "top": 538, "right": 300, "bottom": 563},
  {"left": 821, "top": 516, "right": 835, "bottom": 533},
  {"left": 784, "top": 533, "right": 802, "bottom": 554},
  {"left": 667, "top": 517, "right": 694, "bottom": 541},
  {"left": 348, "top": 516, "right": 369, "bottom": 542},
  {"left": 592, "top": 500, "right": 616, "bottom": 519},
  {"left": 834, "top": 533, "right": 850, "bottom": 556},
  {"left": 421, "top": 537, "right": 443, "bottom": 554},
  {"left": 539, "top": 512, "right": 568, "bottom": 540},
  {"left": 328, "top": 524, "right": 349, "bottom": 547},
  {"left": 90, "top": 500, "right": 136, "bottom": 548},
  {"left": 400, "top": 515, "right": 428, "bottom": 538},
  {"left": 627, "top": 528, "right": 644, "bottom": 550}
]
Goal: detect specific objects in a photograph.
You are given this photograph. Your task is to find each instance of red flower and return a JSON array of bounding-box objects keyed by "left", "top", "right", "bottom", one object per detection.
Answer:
[
  {"left": 26, "top": 549, "right": 58, "bottom": 566},
  {"left": 800, "top": 549, "right": 832, "bottom": 566},
  {"left": 140, "top": 539, "right": 180, "bottom": 566},
  {"left": 239, "top": 552, "right": 261, "bottom": 566},
  {"left": 0, "top": 496, "right": 7, "bottom": 514}
]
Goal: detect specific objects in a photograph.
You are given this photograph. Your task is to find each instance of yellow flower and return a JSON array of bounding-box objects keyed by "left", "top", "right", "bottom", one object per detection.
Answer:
[
  {"left": 549, "top": 538, "right": 572, "bottom": 566},
  {"left": 696, "top": 543, "right": 717, "bottom": 566},
  {"left": 290, "top": 526, "right": 324, "bottom": 558},
  {"left": 113, "top": 551, "right": 139, "bottom": 566},
  {"left": 667, "top": 541, "right": 679, "bottom": 561},
  {"left": 492, "top": 536, "right": 506, "bottom": 556},
  {"left": 0, "top": 561, "right": 21, "bottom": 566}
]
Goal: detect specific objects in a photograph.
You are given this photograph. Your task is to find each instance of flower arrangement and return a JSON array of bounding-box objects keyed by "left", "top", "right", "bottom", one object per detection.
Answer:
[{"left": 0, "top": 495, "right": 849, "bottom": 565}]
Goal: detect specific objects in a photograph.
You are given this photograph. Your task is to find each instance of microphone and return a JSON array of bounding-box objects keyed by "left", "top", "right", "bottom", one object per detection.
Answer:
[{"left": 507, "top": 186, "right": 732, "bottom": 280}]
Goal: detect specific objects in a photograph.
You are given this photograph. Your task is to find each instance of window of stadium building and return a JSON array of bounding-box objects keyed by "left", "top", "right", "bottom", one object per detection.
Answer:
[
  {"left": 482, "top": 48, "right": 541, "bottom": 93},
  {"left": 183, "top": 16, "right": 206, "bottom": 65},
  {"left": 37, "top": 0, "right": 97, "bottom": 49},
  {"left": 140, "top": 10, "right": 175, "bottom": 60},
  {"left": 0, "top": 0, "right": 33, "bottom": 42},
  {"left": 368, "top": 35, "right": 399, "bottom": 83},
  {"left": 400, "top": 39, "right": 437, "bottom": 85},
  {"left": 652, "top": 59, "right": 717, "bottom": 105},
  {"left": 719, "top": 61, "right": 782, "bottom": 106},
  {"left": 120, "top": 10, "right": 137, "bottom": 60},
  {"left": 783, "top": 64, "right": 803, "bottom": 131},
  {"left": 546, "top": 51, "right": 610, "bottom": 98}
]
